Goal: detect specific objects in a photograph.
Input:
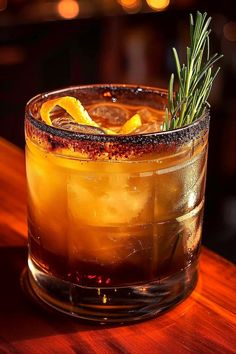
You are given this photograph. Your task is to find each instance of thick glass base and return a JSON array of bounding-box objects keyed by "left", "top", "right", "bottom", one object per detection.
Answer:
[{"left": 27, "top": 257, "right": 198, "bottom": 323}]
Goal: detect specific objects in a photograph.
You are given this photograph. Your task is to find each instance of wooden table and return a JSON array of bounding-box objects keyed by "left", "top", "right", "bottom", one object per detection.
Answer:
[{"left": 0, "top": 137, "right": 235, "bottom": 354}]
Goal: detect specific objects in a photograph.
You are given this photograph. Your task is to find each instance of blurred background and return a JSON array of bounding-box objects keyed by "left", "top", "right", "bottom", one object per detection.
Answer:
[{"left": 0, "top": 0, "right": 235, "bottom": 262}]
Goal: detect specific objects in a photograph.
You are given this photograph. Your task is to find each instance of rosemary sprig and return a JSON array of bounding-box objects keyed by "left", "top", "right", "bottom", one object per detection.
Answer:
[{"left": 163, "top": 11, "right": 223, "bottom": 131}]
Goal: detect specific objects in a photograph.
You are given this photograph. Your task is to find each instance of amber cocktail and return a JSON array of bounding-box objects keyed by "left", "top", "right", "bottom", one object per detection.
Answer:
[{"left": 25, "top": 85, "right": 209, "bottom": 322}]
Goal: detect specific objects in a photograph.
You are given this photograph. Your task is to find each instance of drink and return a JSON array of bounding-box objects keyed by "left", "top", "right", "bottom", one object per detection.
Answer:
[{"left": 25, "top": 85, "right": 209, "bottom": 322}]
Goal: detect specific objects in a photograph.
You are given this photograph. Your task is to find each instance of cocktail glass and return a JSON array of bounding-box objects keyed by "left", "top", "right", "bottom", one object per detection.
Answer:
[{"left": 25, "top": 84, "right": 209, "bottom": 323}]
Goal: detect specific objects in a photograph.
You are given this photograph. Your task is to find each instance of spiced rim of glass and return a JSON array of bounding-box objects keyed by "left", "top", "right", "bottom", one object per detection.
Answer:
[{"left": 25, "top": 84, "right": 210, "bottom": 141}]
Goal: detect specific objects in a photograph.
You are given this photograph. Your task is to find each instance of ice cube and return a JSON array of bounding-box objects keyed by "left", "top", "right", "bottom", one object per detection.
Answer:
[
  {"left": 131, "top": 108, "right": 164, "bottom": 133},
  {"left": 137, "top": 108, "right": 164, "bottom": 123},
  {"left": 52, "top": 117, "right": 105, "bottom": 134},
  {"left": 67, "top": 171, "right": 152, "bottom": 226},
  {"left": 88, "top": 103, "right": 129, "bottom": 127},
  {"left": 133, "top": 121, "right": 162, "bottom": 134}
]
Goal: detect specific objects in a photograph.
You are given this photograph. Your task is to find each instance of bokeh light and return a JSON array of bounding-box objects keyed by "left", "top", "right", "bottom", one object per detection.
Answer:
[
  {"left": 0, "top": 46, "right": 25, "bottom": 65},
  {"left": 57, "top": 0, "right": 80, "bottom": 19},
  {"left": 0, "top": 0, "right": 7, "bottom": 11},
  {"left": 223, "top": 22, "right": 236, "bottom": 42},
  {"left": 146, "top": 0, "right": 170, "bottom": 11},
  {"left": 118, "top": 0, "right": 141, "bottom": 13}
]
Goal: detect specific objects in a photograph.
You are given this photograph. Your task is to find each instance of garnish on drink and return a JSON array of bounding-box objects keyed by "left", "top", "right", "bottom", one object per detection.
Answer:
[
  {"left": 164, "top": 11, "right": 223, "bottom": 130},
  {"left": 39, "top": 12, "right": 222, "bottom": 137},
  {"left": 25, "top": 12, "right": 222, "bottom": 322},
  {"left": 40, "top": 95, "right": 143, "bottom": 135}
]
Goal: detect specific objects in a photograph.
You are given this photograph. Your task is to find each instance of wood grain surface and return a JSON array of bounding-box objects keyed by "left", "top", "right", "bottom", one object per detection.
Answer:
[{"left": 0, "top": 137, "right": 235, "bottom": 354}]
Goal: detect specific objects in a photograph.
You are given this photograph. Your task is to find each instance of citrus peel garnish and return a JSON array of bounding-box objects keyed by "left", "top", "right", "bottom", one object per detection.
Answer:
[
  {"left": 40, "top": 96, "right": 143, "bottom": 135},
  {"left": 40, "top": 96, "right": 98, "bottom": 127},
  {"left": 119, "top": 114, "right": 142, "bottom": 134},
  {"left": 103, "top": 128, "right": 116, "bottom": 135}
]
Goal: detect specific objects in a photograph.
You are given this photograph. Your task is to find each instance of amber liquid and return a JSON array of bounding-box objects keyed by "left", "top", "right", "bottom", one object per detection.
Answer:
[{"left": 26, "top": 101, "right": 207, "bottom": 321}]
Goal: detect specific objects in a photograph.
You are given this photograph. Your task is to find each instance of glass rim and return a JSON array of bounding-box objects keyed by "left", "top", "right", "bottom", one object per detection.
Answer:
[
  {"left": 25, "top": 83, "right": 209, "bottom": 141},
  {"left": 25, "top": 84, "right": 210, "bottom": 159}
]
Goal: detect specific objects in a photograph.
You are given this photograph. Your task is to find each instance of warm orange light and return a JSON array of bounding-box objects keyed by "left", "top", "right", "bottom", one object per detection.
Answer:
[
  {"left": 146, "top": 0, "right": 170, "bottom": 11},
  {"left": 0, "top": 0, "right": 7, "bottom": 11},
  {"left": 57, "top": 0, "right": 79, "bottom": 19},
  {"left": 223, "top": 22, "right": 236, "bottom": 42},
  {"left": 0, "top": 46, "right": 25, "bottom": 65},
  {"left": 118, "top": 0, "right": 141, "bottom": 11}
]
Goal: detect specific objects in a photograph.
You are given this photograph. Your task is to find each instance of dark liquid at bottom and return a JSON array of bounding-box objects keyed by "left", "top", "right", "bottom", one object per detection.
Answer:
[
  {"left": 28, "top": 223, "right": 201, "bottom": 322},
  {"left": 28, "top": 254, "right": 198, "bottom": 323},
  {"left": 29, "top": 233, "right": 200, "bottom": 287}
]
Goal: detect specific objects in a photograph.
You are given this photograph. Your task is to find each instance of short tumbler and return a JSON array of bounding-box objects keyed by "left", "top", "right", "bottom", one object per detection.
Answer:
[{"left": 25, "top": 85, "right": 209, "bottom": 322}]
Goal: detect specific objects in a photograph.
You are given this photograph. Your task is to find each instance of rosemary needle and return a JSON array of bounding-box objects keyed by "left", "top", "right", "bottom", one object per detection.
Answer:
[{"left": 163, "top": 11, "right": 223, "bottom": 131}]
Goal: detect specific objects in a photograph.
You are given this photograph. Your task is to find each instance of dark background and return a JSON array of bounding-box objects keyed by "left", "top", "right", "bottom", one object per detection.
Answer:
[{"left": 0, "top": 0, "right": 235, "bottom": 263}]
